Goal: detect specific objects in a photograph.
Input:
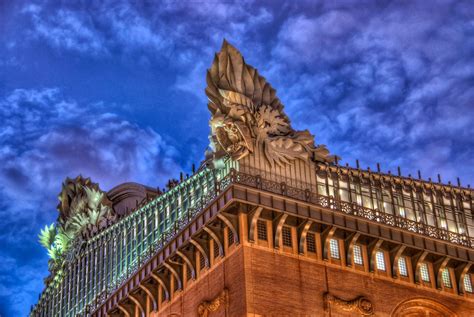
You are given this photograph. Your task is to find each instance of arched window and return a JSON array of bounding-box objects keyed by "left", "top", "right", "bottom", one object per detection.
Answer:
[{"left": 391, "top": 298, "right": 457, "bottom": 317}]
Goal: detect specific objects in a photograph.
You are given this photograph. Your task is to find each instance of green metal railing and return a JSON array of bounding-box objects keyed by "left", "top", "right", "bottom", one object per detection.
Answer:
[{"left": 31, "top": 166, "right": 222, "bottom": 317}]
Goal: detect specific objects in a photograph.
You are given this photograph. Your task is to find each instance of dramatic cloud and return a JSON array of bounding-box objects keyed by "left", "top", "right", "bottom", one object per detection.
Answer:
[
  {"left": 1, "top": 0, "right": 473, "bottom": 315},
  {"left": 266, "top": 1, "right": 474, "bottom": 183},
  {"left": 0, "top": 88, "right": 181, "bottom": 315},
  {"left": 22, "top": 4, "right": 108, "bottom": 55}
]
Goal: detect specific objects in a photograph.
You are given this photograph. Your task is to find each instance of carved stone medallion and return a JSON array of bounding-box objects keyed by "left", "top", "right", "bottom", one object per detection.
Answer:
[
  {"left": 197, "top": 289, "right": 228, "bottom": 317},
  {"left": 324, "top": 292, "right": 374, "bottom": 316}
]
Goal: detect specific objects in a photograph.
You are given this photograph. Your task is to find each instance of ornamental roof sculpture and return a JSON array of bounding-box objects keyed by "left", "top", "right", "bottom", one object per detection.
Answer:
[
  {"left": 56, "top": 175, "right": 116, "bottom": 240},
  {"left": 39, "top": 176, "right": 116, "bottom": 286},
  {"left": 205, "top": 40, "right": 337, "bottom": 168}
]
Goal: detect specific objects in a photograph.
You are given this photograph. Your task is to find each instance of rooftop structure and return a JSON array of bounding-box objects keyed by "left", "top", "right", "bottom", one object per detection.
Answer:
[{"left": 31, "top": 41, "right": 474, "bottom": 317}]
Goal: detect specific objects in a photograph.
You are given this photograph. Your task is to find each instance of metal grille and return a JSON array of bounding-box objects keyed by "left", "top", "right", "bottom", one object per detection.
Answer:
[
  {"left": 420, "top": 263, "right": 430, "bottom": 282},
  {"left": 199, "top": 253, "right": 206, "bottom": 270},
  {"left": 282, "top": 226, "right": 292, "bottom": 247},
  {"left": 213, "top": 240, "right": 219, "bottom": 258},
  {"left": 353, "top": 245, "right": 363, "bottom": 265},
  {"left": 186, "top": 264, "right": 192, "bottom": 280},
  {"left": 306, "top": 233, "right": 316, "bottom": 253},
  {"left": 329, "top": 239, "right": 340, "bottom": 259},
  {"left": 376, "top": 251, "right": 386, "bottom": 271},
  {"left": 257, "top": 220, "right": 267, "bottom": 241},
  {"left": 464, "top": 274, "right": 473, "bottom": 293},
  {"left": 227, "top": 229, "right": 234, "bottom": 246},
  {"left": 442, "top": 269, "right": 452, "bottom": 288},
  {"left": 398, "top": 257, "right": 408, "bottom": 276}
]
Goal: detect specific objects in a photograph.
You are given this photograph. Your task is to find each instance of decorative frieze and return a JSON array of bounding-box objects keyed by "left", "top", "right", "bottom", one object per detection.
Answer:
[{"left": 197, "top": 289, "right": 228, "bottom": 317}]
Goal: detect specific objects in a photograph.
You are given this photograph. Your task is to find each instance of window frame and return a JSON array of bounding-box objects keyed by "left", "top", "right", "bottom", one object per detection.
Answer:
[
  {"left": 329, "top": 239, "right": 340, "bottom": 259},
  {"left": 353, "top": 244, "right": 363, "bottom": 266},
  {"left": 398, "top": 256, "right": 408, "bottom": 277},
  {"left": 282, "top": 226, "right": 292, "bottom": 247},
  {"left": 257, "top": 220, "right": 268, "bottom": 241},
  {"left": 375, "top": 250, "right": 386, "bottom": 271},
  {"left": 420, "top": 263, "right": 430, "bottom": 282}
]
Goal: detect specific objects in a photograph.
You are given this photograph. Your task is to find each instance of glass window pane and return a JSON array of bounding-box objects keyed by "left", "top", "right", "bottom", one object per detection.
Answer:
[
  {"left": 398, "top": 257, "right": 408, "bottom": 276},
  {"left": 353, "top": 245, "right": 363, "bottom": 265},
  {"left": 282, "top": 226, "right": 292, "bottom": 247},
  {"left": 339, "top": 189, "right": 350, "bottom": 202},
  {"left": 330, "top": 239, "right": 340, "bottom": 259},
  {"left": 257, "top": 220, "right": 267, "bottom": 241},
  {"left": 420, "top": 263, "right": 430, "bottom": 282},
  {"left": 442, "top": 268, "right": 452, "bottom": 288},
  {"left": 376, "top": 251, "right": 386, "bottom": 271},
  {"left": 306, "top": 233, "right": 316, "bottom": 253},
  {"left": 464, "top": 274, "right": 473, "bottom": 293}
]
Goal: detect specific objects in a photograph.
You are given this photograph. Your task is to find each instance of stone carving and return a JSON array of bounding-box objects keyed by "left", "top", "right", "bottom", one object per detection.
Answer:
[
  {"left": 39, "top": 176, "right": 116, "bottom": 284},
  {"left": 56, "top": 175, "right": 116, "bottom": 240},
  {"left": 324, "top": 292, "right": 374, "bottom": 316},
  {"left": 197, "top": 289, "right": 228, "bottom": 317},
  {"left": 391, "top": 298, "right": 457, "bottom": 317},
  {"left": 205, "top": 40, "right": 336, "bottom": 168},
  {"left": 58, "top": 176, "right": 115, "bottom": 233}
]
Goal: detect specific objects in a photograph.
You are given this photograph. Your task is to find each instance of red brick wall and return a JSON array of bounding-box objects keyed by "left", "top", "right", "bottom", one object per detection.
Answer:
[
  {"left": 156, "top": 246, "right": 246, "bottom": 317},
  {"left": 154, "top": 243, "right": 474, "bottom": 317},
  {"left": 244, "top": 245, "right": 474, "bottom": 316}
]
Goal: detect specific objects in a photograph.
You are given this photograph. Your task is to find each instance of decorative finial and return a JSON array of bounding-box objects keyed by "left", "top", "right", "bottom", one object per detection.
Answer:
[{"left": 205, "top": 40, "right": 337, "bottom": 168}]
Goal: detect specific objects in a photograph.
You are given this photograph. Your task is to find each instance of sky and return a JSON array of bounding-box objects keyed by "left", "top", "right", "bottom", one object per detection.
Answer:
[{"left": 0, "top": 0, "right": 473, "bottom": 315}]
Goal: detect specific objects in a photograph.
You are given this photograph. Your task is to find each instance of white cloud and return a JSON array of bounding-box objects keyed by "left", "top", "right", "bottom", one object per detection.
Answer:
[
  {"left": 267, "top": 2, "right": 474, "bottom": 184},
  {"left": 24, "top": 6, "right": 108, "bottom": 55},
  {"left": 0, "top": 88, "right": 184, "bottom": 315},
  {"left": 0, "top": 89, "right": 180, "bottom": 196}
]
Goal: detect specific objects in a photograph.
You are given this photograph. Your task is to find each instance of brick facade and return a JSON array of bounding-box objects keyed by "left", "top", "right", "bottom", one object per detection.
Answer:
[{"left": 151, "top": 240, "right": 473, "bottom": 316}]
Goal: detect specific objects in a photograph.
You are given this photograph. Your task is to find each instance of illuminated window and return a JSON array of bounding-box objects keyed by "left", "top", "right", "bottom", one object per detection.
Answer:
[
  {"left": 329, "top": 239, "right": 340, "bottom": 259},
  {"left": 353, "top": 245, "right": 363, "bottom": 265},
  {"left": 318, "top": 183, "right": 327, "bottom": 195},
  {"left": 282, "top": 226, "right": 292, "bottom": 247},
  {"left": 306, "top": 233, "right": 316, "bottom": 253},
  {"left": 399, "top": 207, "right": 406, "bottom": 217},
  {"left": 440, "top": 219, "right": 447, "bottom": 230},
  {"left": 442, "top": 268, "right": 452, "bottom": 288},
  {"left": 257, "top": 220, "right": 267, "bottom": 241},
  {"left": 398, "top": 257, "right": 408, "bottom": 276},
  {"left": 376, "top": 251, "right": 386, "bottom": 271},
  {"left": 339, "top": 189, "right": 350, "bottom": 202},
  {"left": 420, "top": 263, "right": 430, "bottom": 282},
  {"left": 464, "top": 274, "right": 473, "bottom": 293}
]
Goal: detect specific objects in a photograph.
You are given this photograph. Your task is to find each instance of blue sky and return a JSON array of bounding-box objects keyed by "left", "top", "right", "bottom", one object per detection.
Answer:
[{"left": 0, "top": 0, "right": 473, "bottom": 315}]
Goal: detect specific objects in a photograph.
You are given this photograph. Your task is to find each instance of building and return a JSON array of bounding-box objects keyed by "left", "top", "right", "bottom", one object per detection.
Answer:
[{"left": 31, "top": 41, "right": 474, "bottom": 317}]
